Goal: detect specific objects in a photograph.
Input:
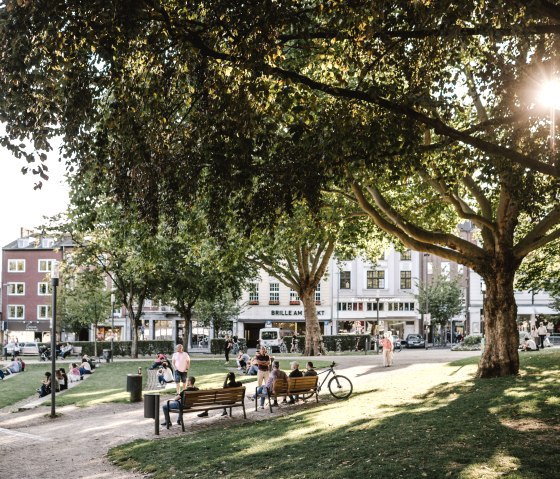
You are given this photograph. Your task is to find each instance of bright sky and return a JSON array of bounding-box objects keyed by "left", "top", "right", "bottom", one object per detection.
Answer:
[{"left": 0, "top": 140, "right": 69, "bottom": 250}]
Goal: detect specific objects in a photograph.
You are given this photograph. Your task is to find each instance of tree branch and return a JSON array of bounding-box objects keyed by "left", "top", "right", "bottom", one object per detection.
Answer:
[{"left": 514, "top": 206, "right": 560, "bottom": 258}]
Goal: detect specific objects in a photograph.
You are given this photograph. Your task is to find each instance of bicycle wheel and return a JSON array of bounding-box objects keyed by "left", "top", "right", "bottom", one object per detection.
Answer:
[
  {"left": 328, "top": 375, "right": 353, "bottom": 399},
  {"left": 301, "top": 385, "right": 320, "bottom": 401}
]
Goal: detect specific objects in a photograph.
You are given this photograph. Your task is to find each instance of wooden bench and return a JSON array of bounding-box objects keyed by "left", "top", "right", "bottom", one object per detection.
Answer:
[
  {"left": 254, "top": 376, "right": 319, "bottom": 412},
  {"left": 168, "top": 386, "right": 247, "bottom": 431}
]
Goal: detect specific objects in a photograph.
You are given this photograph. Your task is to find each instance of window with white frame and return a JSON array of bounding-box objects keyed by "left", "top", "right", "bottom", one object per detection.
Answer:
[
  {"left": 401, "top": 249, "right": 412, "bottom": 261},
  {"left": 249, "top": 283, "right": 259, "bottom": 304},
  {"left": 38, "top": 259, "right": 54, "bottom": 272},
  {"left": 269, "top": 283, "right": 279, "bottom": 303},
  {"left": 290, "top": 289, "right": 300, "bottom": 304},
  {"left": 315, "top": 282, "right": 321, "bottom": 303},
  {"left": 38, "top": 282, "right": 52, "bottom": 295},
  {"left": 38, "top": 305, "right": 52, "bottom": 319},
  {"left": 427, "top": 262, "right": 433, "bottom": 275},
  {"left": 340, "top": 271, "right": 351, "bottom": 289},
  {"left": 8, "top": 259, "right": 25, "bottom": 272},
  {"left": 400, "top": 271, "right": 412, "bottom": 289},
  {"left": 7, "top": 283, "right": 25, "bottom": 295},
  {"left": 8, "top": 305, "right": 24, "bottom": 319},
  {"left": 367, "top": 270, "right": 385, "bottom": 289},
  {"left": 457, "top": 264, "right": 464, "bottom": 275}
]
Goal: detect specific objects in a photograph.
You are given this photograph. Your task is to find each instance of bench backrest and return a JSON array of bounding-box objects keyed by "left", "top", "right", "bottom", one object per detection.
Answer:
[
  {"left": 182, "top": 387, "right": 245, "bottom": 409},
  {"left": 287, "top": 376, "right": 318, "bottom": 394},
  {"left": 272, "top": 378, "right": 289, "bottom": 395}
]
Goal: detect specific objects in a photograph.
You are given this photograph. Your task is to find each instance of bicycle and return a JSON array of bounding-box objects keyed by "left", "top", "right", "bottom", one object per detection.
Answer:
[{"left": 302, "top": 361, "right": 353, "bottom": 400}]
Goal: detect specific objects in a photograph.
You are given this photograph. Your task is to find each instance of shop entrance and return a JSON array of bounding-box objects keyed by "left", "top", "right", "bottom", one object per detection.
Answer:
[{"left": 244, "top": 323, "right": 265, "bottom": 348}]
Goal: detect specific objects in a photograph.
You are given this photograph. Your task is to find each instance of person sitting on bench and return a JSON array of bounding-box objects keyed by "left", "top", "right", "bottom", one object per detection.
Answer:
[{"left": 161, "top": 376, "right": 199, "bottom": 428}]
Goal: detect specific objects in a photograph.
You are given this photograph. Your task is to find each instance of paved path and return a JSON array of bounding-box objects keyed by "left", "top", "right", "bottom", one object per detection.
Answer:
[{"left": 0, "top": 349, "right": 481, "bottom": 479}]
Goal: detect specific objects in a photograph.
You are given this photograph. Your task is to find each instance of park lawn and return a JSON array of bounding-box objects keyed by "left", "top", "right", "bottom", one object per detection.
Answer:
[
  {"left": 108, "top": 350, "right": 560, "bottom": 479},
  {"left": 0, "top": 362, "right": 50, "bottom": 408},
  {"left": 54, "top": 358, "right": 328, "bottom": 407}
]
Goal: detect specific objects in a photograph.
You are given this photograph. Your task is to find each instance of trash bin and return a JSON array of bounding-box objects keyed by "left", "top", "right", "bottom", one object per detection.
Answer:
[
  {"left": 102, "top": 349, "right": 112, "bottom": 363},
  {"left": 126, "top": 374, "right": 143, "bottom": 402},
  {"left": 144, "top": 393, "right": 160, "bottom": 419}
]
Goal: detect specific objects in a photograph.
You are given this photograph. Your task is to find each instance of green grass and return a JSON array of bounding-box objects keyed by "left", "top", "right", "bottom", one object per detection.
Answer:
[
  {"left": 1, "top": 358, "right": 330, "bottom": 409},
  {"left": 108, "top": 350, "right": 560, "bottom": 479},
  {"left": 0, "top": 362, "right": 50, "bottom": 408}
]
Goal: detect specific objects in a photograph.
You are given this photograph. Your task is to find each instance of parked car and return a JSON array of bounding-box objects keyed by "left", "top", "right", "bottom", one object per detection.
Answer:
[
  {"left": 19, "top": 342, "right": 40, "bottom": 355},
  {"left": 403, "top": 334, "right": 426, "bottom": 348},
  {"left": 4, "top": 341, "right": 40, "bottom": 356}
]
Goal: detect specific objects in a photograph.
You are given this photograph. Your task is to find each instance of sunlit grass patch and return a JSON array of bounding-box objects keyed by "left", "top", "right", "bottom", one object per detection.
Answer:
[{"left": 109, "top": 351, "right": 560, "bottom": 479}]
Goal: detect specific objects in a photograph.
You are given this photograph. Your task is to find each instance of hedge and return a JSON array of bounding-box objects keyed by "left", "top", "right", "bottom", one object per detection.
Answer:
[
  {"left": 322, "top": 334, "right": 372, "bottom": 352},
  {"left": 39, "top": 340, "right": 175, "bottom": 357}
]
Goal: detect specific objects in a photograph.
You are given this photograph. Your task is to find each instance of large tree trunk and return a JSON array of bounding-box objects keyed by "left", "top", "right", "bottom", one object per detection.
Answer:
[
  {"left": 476, "top": 265, "right": 520, "bottom": 378},
  {"left": 302, "top": 290, "right": 323, "bottom": 356}
]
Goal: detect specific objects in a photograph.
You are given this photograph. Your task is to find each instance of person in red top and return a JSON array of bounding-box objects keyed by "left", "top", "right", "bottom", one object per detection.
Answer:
[{"left": 380, "top": 332, "right": 394, "bottom": 367}]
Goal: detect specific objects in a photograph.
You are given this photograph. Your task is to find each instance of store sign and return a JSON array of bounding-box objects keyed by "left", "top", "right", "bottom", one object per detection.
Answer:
[
  {"left": 270, "top": 310, "right": 326, "bottom": 317},
  {"left": 25, "top": 322, "right": 38, "bottom": 331}
]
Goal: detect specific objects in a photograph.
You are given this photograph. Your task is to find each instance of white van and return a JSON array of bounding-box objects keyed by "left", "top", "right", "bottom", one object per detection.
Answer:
[{"left": 258, "top": 328, "right": 293, "bottom": 352}]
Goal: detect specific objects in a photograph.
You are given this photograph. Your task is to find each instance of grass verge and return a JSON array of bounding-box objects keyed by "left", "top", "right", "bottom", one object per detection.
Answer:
[{"left": 108, "top": 351, "right": 560, "bottom": 479}]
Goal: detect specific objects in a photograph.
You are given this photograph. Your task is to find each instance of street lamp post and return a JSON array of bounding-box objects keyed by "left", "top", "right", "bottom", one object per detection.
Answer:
[
  {"left": 50, "top": 261, "right": 60, "bottom": 418},
  {"left": 110, "top": 292, "right": 115, "bottom": 363},
  {"left": 375, "top": 297, "right": 380, "bottom": 354}
]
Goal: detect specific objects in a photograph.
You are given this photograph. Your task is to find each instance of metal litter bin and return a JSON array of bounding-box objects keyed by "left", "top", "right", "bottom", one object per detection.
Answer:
[
  {"left": 126, "top": 373, "right": 143, "bottom": 402},
  {"left": 144, "top": 393, "right": 161, "bottom": 435},
  {"left": 102, "top": 349, "right": 112, "bottom": 363}
]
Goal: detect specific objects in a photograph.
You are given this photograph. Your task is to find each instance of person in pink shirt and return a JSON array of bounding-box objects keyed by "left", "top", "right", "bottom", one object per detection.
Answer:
[
  {"left": 171, "top": 344, "right": 191, "bottom": 393},
  {"left": 380, "top": 332, "right": 394, "bottom": 367}
]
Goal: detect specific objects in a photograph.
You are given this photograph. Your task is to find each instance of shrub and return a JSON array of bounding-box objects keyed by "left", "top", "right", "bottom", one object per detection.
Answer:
[{"left": 463, "top": 335, "right": 482, "bottom": 346}]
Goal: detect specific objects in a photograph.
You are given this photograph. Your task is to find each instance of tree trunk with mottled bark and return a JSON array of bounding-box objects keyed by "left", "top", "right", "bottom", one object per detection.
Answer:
[{"left": 302, "top": 290, "right": 323, "bottom": 356}]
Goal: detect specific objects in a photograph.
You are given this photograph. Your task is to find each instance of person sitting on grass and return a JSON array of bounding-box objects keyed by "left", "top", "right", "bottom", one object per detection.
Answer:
[
  {"left": 79, "top": 359, "right": 92, "bottom": 376},
  {"left": 161, "top": 376, "right": 199, "bottom": 428},
  {"left": 521, "top": 337, "right": 538, "bottom": 351},
  {"left": 56, "top": 368, "right": 68, "bottom": 391},
  {"left": 245, "top": 356, "right": 259, "bottom": 376},
  {"left": 236, "top": 350, "right": 250, "bottom": 372},
  {"left": 150, "top": 352, "right": 167, "bottom": 370},
  {"left": 157, "top": 361, "right": 174, "bottom": 388},
  {"left": 37, "top": 371, "right": 59, "bottom": 398},
  {"left": 68, "top": 363, "right": 82, "bottom": 381}
]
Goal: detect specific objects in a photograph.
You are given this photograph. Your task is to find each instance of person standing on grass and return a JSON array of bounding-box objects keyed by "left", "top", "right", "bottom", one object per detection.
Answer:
[
  {"left": 255, "top": 346, "right": 271, "bottom": 387},
  {"left": 380, "top": 332, "right": 394, "bottom": 367},
  {"left": 224, "top": 337, "right": 233, "bottom": 364},
  {"left": 172, "top": 343, "right": 191, "bottom": 393}
]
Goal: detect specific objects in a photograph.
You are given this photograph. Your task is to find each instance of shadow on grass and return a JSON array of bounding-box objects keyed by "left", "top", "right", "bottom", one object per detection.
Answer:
[{"left": 108, "top": 351, "right": 560, "bottom": 479}]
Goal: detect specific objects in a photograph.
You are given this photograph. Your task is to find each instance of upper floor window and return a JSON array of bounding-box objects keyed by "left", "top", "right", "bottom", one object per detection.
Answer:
[
  {"left": 457, "top": 264, "right": 464, "bottom": 275},
  {"left": 8, "top": 305, "right": 24, "bottom": 319},
  {"left": 340, "top": 271, "right": 351, "bottom": 289},
  {"left": 441, "top": 262, "right": 450, "bottom": 278},
  {"left": 400, "top": 250, "right": 412, "bottom": 261},
  {"left": 249, "top": 283, "right": 259, "bottom": 304},
  {"left": 367, "top": 270, "right": 385, "bottom": 289},
  {"left": 38, "top": 282, "right": 52, "bottom": 295},
  {"left": 400, "top": 271, "right": 412, "bottom": 289},
  {"left": 7, "top": 283, "right": 25, "bottom": 295},
  {"left": 290, "top": 289, "right": 300, "bottom": 305},
  {"left": 38, "top": 305, "right": 52, "bottom": 319},
  {"left": 38, "top": 259, "right": 54, "bottom": 273},
  {"left": 8, "top": 259, "right": 25, "bottom": 272},
  {"left": 269, "top": 283, "right": 280, "bottom": 304},
  {"left": 315, "top": 282, "right": 321, "bottom": 303}
]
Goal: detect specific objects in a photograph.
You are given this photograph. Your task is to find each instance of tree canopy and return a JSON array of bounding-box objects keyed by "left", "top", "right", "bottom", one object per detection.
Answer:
[{"left": 1, "top": 1, "right": 560, "bottom": 377}]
